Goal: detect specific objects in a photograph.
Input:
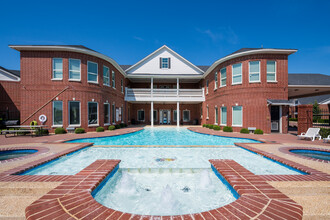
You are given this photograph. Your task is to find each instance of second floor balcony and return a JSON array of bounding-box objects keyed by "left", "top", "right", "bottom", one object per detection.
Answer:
[{"left": 125, "top": 88, "right": 205, "bottom": 102}]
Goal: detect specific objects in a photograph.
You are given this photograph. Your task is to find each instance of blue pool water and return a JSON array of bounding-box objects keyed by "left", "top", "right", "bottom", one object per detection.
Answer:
[
  {"left": 0, "top": 149, "right": 37, "bottom": 161},
  {"left": 66, "top": 127, "right": 260, "bottom": 145},
  {"left": 290, "top": 149, "right": 330, "bottom": 161}
]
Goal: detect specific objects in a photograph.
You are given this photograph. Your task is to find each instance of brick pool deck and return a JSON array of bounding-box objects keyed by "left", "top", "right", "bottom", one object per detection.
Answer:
[{"left": 0, "top": 126, "right": 329, "bottom": 219}]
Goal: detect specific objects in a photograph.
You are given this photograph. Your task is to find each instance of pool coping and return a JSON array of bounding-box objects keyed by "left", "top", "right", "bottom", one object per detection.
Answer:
[
  {"left": 0, "top": 146, "right": 49, "bottom": 164},
  {"left": 25, "top": 159, "right": 304, "bottom": 220},
  {"left": 279, "top": 146, "right": 330, "bottom": 164}
]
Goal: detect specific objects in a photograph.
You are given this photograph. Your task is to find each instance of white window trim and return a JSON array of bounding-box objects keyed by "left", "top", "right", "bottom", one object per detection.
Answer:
[
  {"left": 104, "top": 102, "right": 110, "bottom": 125},
  {"left": 214, "top": 72, "right": 218, "bottom": 90},
  {"left": 206, "top": 106, "right": 209, "bottom": 120},
  {"left": 103, "top": 66, "right": 110, "bottom": 87},
  {"left": 88, "top": 102, "right": 99, "bottom": 126},
  {"left": 112, "top": 70, "right": 116, "bottom": 89},
  {"left": 87, "top": 61, "right": 98, "bottom": 84},
  {"left": 232, "top": 106, "right": 243, "bottom": 127},
  {"left": 249, "top": 61, "right": 261, "bottom": 83},
  {"left": 112, "top": 103, "right": 116, "bottom": 124},
  {"left": 220, "top": 67, "right": 226, "bottom": 87},
  {"left": 150, "top": 110, "right": 158, "bottom": 122},
  {"left": 52, "top": 58, "right": 63, "bottom": 80},
  {"left": 52, "top": 101, "right": 63, "bottom": 126},
  {"left": 161, "top": 58, "right": 169, "bottom": 69},
  {"left": 183, "top": 110, "right": 190, "bottom": 122},
  {"left": 137, "top": 109, "right": 145, "bottom": 122},
  {"left": 69, "top": 59, "right": 81, "bottom": 81},
  {"left": 232, "top": 63, "right": 242, "bottom": 85},
  {"left": 206, "top": 80, "right": 209, "bottom": 94},
  {"left": 220, "top": 107, "right": 227, "bottom": 126},
  {"left": 267, "top": 60, "right": 277, "bottom": 82},
  {"left": 121, "top": 79, "right": 124, "bottom": 93},
  {"left": 214, "top": 107, "right": 218, "bottom": 125},
  {"left": 68, "top": 101, "right": 81, "bottom": 127},
  {"left": 173, "top": 110, "right": 180, "bottom": 122}
]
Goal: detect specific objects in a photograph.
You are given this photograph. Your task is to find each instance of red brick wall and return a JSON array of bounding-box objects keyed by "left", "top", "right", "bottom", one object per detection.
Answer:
[
  {"left": 20, "top": 51, "right": 126, "bottom": 131},
  {"left": 297, "top": 105, "right": 313, "bottom": 134},
  {"left": 0, "top": 81, "right": 21, "bottom": 120},
  {"left": 201, "top": 54, "right": 289, "bottom": 133}
]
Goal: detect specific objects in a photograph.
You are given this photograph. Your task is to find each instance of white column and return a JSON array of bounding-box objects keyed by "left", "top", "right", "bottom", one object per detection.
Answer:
[
  {"left": 177, "top": 78, "right": 179, "bottom": 96},
  {"left": 177, "top": 101, "right": 180, "bottom": 127},
  {"left": 151, "top": 101, "right": 154, "bottom": 127},
  {"left": 151, "top": 77, "right": 154, "bottom": 97}
]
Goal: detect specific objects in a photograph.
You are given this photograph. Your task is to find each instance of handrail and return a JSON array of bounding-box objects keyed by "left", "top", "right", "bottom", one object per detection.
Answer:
[{"left": 125, "top": 88, "right": 205, "bottom": 99}]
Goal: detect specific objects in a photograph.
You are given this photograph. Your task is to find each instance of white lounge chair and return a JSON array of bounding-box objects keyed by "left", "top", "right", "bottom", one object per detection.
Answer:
[
  {"left": 323, "top": 135, "right": 330, "bottom": 143},
  {"left": 297, "top": 128, "right": 322, "bottom": 141}
]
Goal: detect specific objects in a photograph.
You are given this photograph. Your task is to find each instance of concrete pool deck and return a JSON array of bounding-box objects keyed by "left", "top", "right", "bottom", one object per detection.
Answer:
[{"left": 0, "top": 126, "right": 328, "bottom": 219}]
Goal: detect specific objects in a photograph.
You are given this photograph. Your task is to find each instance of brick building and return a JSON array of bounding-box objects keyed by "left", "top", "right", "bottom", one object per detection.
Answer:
[{"left": 3, "top": 45, "right": 328, "bottom": 133}]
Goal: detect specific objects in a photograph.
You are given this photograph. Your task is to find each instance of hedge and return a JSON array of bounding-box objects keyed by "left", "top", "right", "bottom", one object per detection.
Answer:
[
  {"left": 96, "top": 127, "right": 105, "bottom": 132},
  {"left": 55, "top": 127, "right": 66, "bottom": 134},
  {"left": 223, "top": 126, "right": 233, "bottom": 132},
  {"left": 289, "top": 118, "right": 298, "bottom": 121},
  {"left": 35, "top": 128, "right": 49, "bottom": 136},
  {"left": 208, "top": 124, "right": 214, "bottom": 129},
  {"left": 213, "top": 125, "right": 221, "bottom": 130},
  {"left": 254, "top": 129, "right": 264, "bottom": 135},
  {"left": 320, "top": 128, "right": 330, "bottom": 138},
  {"left": 75, "top": 128, "right": 85, "bottom": 134},
  {"left": 108, "top": 125, "right": 115, "bottom": 130},
  {"left": 202, "top": 124, "right": 207, "bottom": 127},
  {"left": 115, "top": 124, "right": 121, "bottom": 129},
  {"left": 240, "top": 128, "right": 249, "bottom": 134}
]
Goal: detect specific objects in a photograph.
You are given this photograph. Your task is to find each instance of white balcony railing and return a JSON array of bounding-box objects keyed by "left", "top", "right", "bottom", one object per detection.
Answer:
[{"left": 125, "top": 88, "right": 205, "bottom": 102}]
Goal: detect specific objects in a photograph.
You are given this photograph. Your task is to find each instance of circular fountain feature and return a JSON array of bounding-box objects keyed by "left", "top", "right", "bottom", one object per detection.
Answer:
[
  {"left": 289, "top": 149, "right": 330, "bottom": 161},
  {"left": 0, "top": 149, "right": 38, "bottom": 161}
]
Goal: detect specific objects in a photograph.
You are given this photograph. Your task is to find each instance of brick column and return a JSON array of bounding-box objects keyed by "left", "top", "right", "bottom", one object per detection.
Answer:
[{"left": 297, "top": 104, "right": 313, "bottom": 135}]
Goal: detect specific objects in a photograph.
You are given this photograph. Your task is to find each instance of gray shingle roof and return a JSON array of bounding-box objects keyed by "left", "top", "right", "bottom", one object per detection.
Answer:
[
  {"left": 290, "top": 94, "right": 330, "bottom": 105},
  {"left": 120, "top": 65, "right": 132, "bottom": 71},
  {"left": 288, "top": 73, "right": 330, "bottom": 86},
  {"left": 0, "top": 66, "right": 20, "bottom": 77}
]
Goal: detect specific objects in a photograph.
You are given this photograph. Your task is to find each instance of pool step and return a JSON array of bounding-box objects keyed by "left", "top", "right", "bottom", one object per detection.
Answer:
[{"left": 123, "top": 168, "right": 211, "bottom": 174}]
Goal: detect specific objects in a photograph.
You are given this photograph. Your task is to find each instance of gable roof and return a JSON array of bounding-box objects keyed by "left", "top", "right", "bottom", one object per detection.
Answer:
[
  {"left": 288, "top": 73, "right": 330, "bottom": 86},
  {"left": 290, "top": 94, "right": 330, "bottom": 105},
  {"left": 0, "top": 66, "right": 20, "bottom": 79},
  {"left": 125, "top": 45, "right": 204, "bottom": 74}
]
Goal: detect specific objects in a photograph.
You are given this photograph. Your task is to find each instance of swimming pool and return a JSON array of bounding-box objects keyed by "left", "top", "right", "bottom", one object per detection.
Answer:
[
  {"left": 66, "top": 127, "right": 260, "bottom": 145},
  {"left": 290, "top": 149, "right": 330, "bottom": 161},
  {"left": 0, "top": 149, "right": 37, "bottom": 161}
]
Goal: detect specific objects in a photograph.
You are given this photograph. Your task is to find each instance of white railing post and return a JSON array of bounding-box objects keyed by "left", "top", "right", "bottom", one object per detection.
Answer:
[
  {"left": 177, "top": 78, "right": 179, "bottom": 97},
  {"left": 151, "top": 101, "right": 154, "bottom": 127},
  {"left": 151, "top": 77, "right": 153, "bottom": 98},
  {"left": 177, "top": 101, "right": 180, "bottom": 127}
]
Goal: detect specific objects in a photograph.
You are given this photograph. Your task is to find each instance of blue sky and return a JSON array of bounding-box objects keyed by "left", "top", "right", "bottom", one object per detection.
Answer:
[{"left": 0, "top": 0, "right": 329, "bottom": 75}]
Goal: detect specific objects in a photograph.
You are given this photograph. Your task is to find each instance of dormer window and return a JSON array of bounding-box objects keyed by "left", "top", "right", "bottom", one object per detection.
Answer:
[{"left": 160, "top": 57, "right": 171, "bottom": 69}]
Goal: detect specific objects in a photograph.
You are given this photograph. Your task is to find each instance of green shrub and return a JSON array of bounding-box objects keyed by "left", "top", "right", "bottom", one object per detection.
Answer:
[
  {"left": 240, "top": 128, "right": 249, "bottom": 134},
  {"left": 55, "top": 127, "right": 67, "bottom": 134},
  {"left": 96, "top": 127, "right": 104, "bottom": 132},
  {"left": 115, "top": 124, "right": 121, "bottom": 129},
  {"left": 320, "top": 128, "right": 330, "bottom": 138},
  {"left": 208, "top": 124, "right": 214, "bottom": 129},
  {"left": 35, "top": 128, "right": 49, "bottom": 136},
  {"left": 289, "top": 118, "right": 298, "bottom": 121},
  {"left": 123, "top": 123, "right": 128, "bottom": 127},
  {"left": 120, "top": 123, "right": 125, "bottom": 128},
  {"left": 223, "top": 126, "right": 233, "bottom": 132},
  {"left": 213, "top": 125, "right": 221, "bottom": 130},
  {"left": 108, "top": 125, "right": 115, "bottom": 130},
  {"left": 254, "top": 129, "right": 264, "bottom": 135},
  {"left": 75, "top": 128, "right": 85, "bottom": 134},
  {"left": 202, "top": 124, "right": 207, "bottom": 127}
]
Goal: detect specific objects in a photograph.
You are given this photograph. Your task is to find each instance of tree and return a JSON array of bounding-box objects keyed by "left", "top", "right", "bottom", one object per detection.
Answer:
[{"left": 312, "top": 101, "right": 321, "bottom": 122}]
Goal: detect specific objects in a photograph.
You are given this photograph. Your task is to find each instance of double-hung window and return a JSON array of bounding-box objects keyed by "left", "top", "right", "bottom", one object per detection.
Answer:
[
  {"left": 220, "top": 67, "right": 226, "bottom": 87},
  {"left": 173, "top": 110, "right": 179, "bottom": 122},
  {"left": 104, "top": 103, "right": 110, "bottom": 125},
  {"left": 69, "top": 101, "right": 80, "bottom": 126},
  {"left": 232, "top": 106, "right": 243, "bottom": 127},
  {"left": 232, "top": 63, "right": 242, "bottom": 85},
  {"left": 267, "top": 61, "right": 276, "bottom": 82},
  {"left": 112, "top": 70, "right": 115, "bottom": 88},
  {"left": 249, "top": 61, "right": 260, "bottom": 82},
  {"left": 138, "top": 110, "right": 145, "bottom": 121},
  {"left": 206, "top": 80, "right": 209, "bottom": 94},
  {"left": 87, "top": 61, "right": 98, "bottom": 83},
  {"left": 88, "top": 102, "right": 98, "bottom": 125},
  {"left": 121, "top": 79, "right": 124, "bottom": 93},
  {"left": 206, "top": 106, "right": 209, "bottom": 119},
  {"left": 52, "top": 58, "right": 63, "bottom": 79},
  {"left": 215, "top": 107, "right": 218, "bottom": 124},
  {"left": 53, "top": 101, "right": 63, "bottom": 126},
  {"left": 183, "top": 110, "right": 190, "bottom": 122},
  {"left": 112, "top": 103, "right": 115, "bottom": 124},
  {"left": 69, "top": 59, "right": 81, "bottom": 80},
  {"left": 214, "top": 72, "right": 218, "bottom": 89},
  {"left": 150, "top": 110, "right": 157, "bottom": 121},
  {"left": 103, "top": 66, "right": 110, "bottom": 86},
  {"left": 220, "top": 107, "right": 227, "bottom": 125},
  {"left": 160, "top": 57, "right": 170, "bottom": 69}
]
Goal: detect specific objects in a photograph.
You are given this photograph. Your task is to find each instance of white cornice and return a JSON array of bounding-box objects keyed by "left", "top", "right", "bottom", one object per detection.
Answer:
[{"left": 9, "top": 45, "right": 127, "bottom": 77}]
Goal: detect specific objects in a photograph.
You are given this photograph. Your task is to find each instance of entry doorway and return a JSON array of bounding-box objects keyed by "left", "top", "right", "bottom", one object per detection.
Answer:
[
  {"left": 271, "top": 106, "right": 282, "bottom": 133},
  {"left": 160, "top": 110, "right": 171, "bottom": 124}
]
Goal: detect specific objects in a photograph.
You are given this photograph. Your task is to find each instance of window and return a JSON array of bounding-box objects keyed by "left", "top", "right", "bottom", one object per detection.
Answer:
[
  {"left": 88, "top": 102, "right": 98, "bottom": 125},
  {"left": 267, "top": 61, "right": 276, "bottom": 82},
  {"left": 128, "top": 107, "right": 130, "bottom": 122},
  {"left": 215, "top": 107, "right": 218, "bottom": 124},
  {"left": 52, "top": 58, "right": 63, "bottom": 79},
  {"left": 220, "top": 107, "right": 227, "bottom": 125},
  {"left": 112, "top": 103, "right": 115, "bottom": 124},
  {"left": 232, "top": 106, "right": 243, "bottom": 127},
  {"left": 173, "top": 110, "right": 179, "bottom": 122},
  {"left": 201, "top": 106, "right": 203, "bottom": 119},
  {"left": 206, "top": 80, "right": 209, "bottom": 94},
  {"left": 150, "top": 110, "right": 157, "bottom": 121},
  {"left": 121, "top": 79, "right": 124, "bottom": 93},
  {"left": 206, "top": 106, "right": 209, "bottom": 119},
  {"left": 220, "top": 67, "right": 226, "bottom": 87},
  {"left": 104, "top": 103, "right": 110, "bottom": 125},
  {"left": 69, "top": 59, "right": 81, "bottom": 80},
  {"left": 138, "top": 110, "right": 145, "bottom": 121},
  {"left": 69, "top": 101, "right": 80, "bottom": 125},
  {"left": 214, "top": 72, "right": 218, "bottom": 89},
  {"left": 232, "top": 63, "right": 242, "bottom": 85},
  {"left": 112, "top": 70, "right": 115, "bottom": 88},
  {"left": 249, "top": 61, "right": 260, "bottom": 82},
  {"left": 183, "top": 110, "right": 190, "bottom": 122},
  {"left": 160, "top": 57, "right": 170, "bottom": 69},
  {"left": 103, "top": 66, "right": 110, "bottom": 86},
  {"left": 53, "top": 101, "right": 63, "bottom": 126},
  {"left": 87, "top": 61, "right": 98, "bottom": 83}
]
